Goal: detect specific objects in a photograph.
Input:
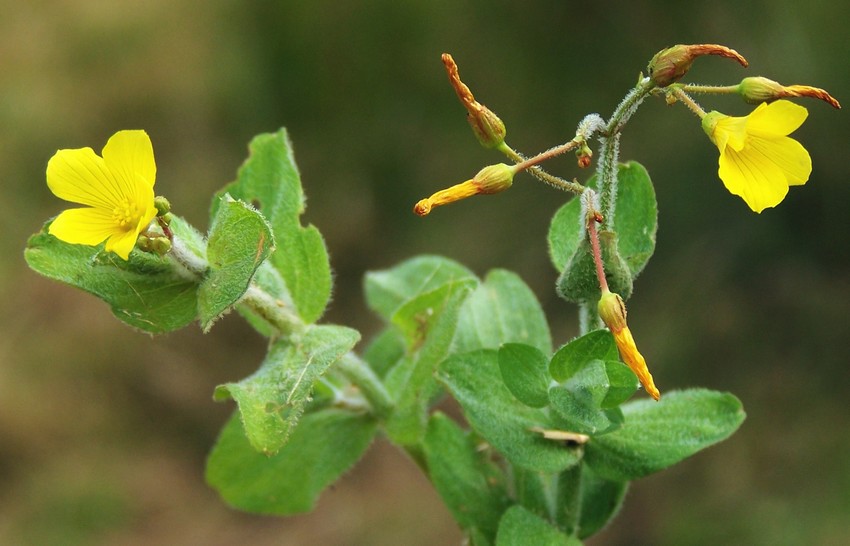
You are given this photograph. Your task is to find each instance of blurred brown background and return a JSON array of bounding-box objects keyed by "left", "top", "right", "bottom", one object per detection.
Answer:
[{"left": 2, "top": 1, "right": 848, "bottom": 544}]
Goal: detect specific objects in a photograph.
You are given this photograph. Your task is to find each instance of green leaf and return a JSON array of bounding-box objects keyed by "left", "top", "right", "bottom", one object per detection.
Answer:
[
  {"left": 585, "top": 389, "right": 745, "bottom": 481},
  {"left": 423, "top": 413, "right": 510, "bottom": 536},
  {"left": 548, "top": 357, "right": 637, "bottom": 435},
  {"left": 550, "top": 330, "right": 618, "bottom": 383},
  {"left": 206, "top": 409, "right": 376, "bottom": 515},
  {"left": 364, "top": 255, "right": 476, "bottom": 322},
  {"left": 573, "top": 466, "right": 628, "bottom": 539},
  {"left": 548, "top": 369, "right": 624, "bottom": 437},
  {"left": 439, "top": 350, "right": 581, "bottom": 473},
  {"left": 498, "top": 344, "right": 551, "bottom": 408},
  {"left": 548, "top": 161, "right": 657, "bottom": 302},
  {"left": 454, "top": 269, "right": 552, "bottom": 355},
  {"left": 198, "top": 196, "right": 274, "bottom": 331},
  {"left": 384, "top": 280, "right": 475, "bottom": 445},
  {"left": 215, "top": 129, "right": 331, "bottom": 323},
  {"left": 24, "top": 218, "right": 199, "bottom": 334},
  {"left": 362, "top": 327, "right": 406, "bottom": 378},
  {"left": 214, "top": 324, "right": 360, "bottom": 454},
  {"left": 496, "top": 506, "right": 581, "bottom": 546},
  {"left": 557, "top": 232, "right": 633, "bottom": 302}
]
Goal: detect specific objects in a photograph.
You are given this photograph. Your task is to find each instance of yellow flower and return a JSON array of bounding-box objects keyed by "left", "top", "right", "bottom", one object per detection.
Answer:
[
  {"left": 702, "top": 100, "right": 811, "bottom": 213},
  {"left": 46, "top": 130, "right": 158, "bottom": 259}
]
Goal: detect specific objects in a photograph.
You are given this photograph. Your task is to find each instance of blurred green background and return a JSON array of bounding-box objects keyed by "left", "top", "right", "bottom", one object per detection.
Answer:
[{"left": 3, "top": 1, "right": 848, "bottom": 544}]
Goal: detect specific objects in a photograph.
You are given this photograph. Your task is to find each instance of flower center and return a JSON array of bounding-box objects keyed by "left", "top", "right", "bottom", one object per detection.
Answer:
[{"left": 112, "top": 199, "right": 141, "bottom": 229}]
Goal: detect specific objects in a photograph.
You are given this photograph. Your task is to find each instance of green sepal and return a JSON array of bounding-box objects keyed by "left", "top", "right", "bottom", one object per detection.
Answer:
[
  {"left": 495, "top": 505, "right": 582, "bottom": 546},
  {"left": 213, "top": 129, "right": 331, "bottom": 324},
  {"left": 213, "top": 324, "right": 360, "bottom": 455},
  {"left": 24, "top": 216, "right": 200, "bottom": 334},
  {"left": 199, "top": 195, "right": 274, "bottom": 331},
  {"left": 206, "top": 409, "right": 377, "bottom": 515},
  {"left": 548, "top": 161, "right": 657, "bottom": 303},
  {"left": 584, "top": 389, "right": 745, "bottom": 481},
  {"left": 423, "top": 412, "right": 511, "bottom": 537},
  {"left": 439, "top": 350, "right": 581, "bottom": 473}
]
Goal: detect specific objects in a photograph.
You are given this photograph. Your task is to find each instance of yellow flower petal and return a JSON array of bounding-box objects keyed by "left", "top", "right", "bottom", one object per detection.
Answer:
[
  {"left": 104, "top": 228, "right": 142, "bottom": 260},
  {"left": 102, "top": 130, "right": 156, "bottom": 188},
  {"left": 48, "top": 207, "right": 124, "bottom": 246},
  {"left": 747, "top": 100, "right": 808, "bottom": 136},
  {"left": 748, "top": 135, "right": 811, "bottom": 186},
  {"left": 47, "top": 147, "right": 123, "bottom": 209},
  {"left": 718, "top": 145, "right": 788, "bottom": 212},
  {"left": 713, "top": 115, "right": 748, "bottom": 152}
]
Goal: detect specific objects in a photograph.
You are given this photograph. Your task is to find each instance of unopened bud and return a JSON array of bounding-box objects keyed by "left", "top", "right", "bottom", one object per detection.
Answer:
[
  {"left": 150, "top": 236, "right": 172, "bottom": 256},
  {"left": 576, "top": 141, "right": 593, "bottom": 169},
  {"left": 648, "top": 44, "right": 748, "bottom": 88},
  {"left": 414, "top": 163, "right": 514, "bottom": 217},
  {"left": 154, "top": 195, "right": 171, "bottom": 216},
  {"left": 598, "top": 289, "right": 660, "bottom": 401},
  {"left": 442, "top": 53, "right": 507, "bottom": 148},
  {"left": 137, "top": 234, "right": 153, "bottom": 252},
  {"left": 737, "top": 76, "right": 841, "bottom": 109}
]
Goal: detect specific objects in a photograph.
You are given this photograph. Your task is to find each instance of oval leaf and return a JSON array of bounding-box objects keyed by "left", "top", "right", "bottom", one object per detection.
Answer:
[
  {"left": 498, "top": 343, "right": 551, "bottom": 408},
  {"left": 548, "top": 161, "right": 657, "bottom": 303},
  {"left": 199, "top": 195, "right": 274, "bottom": 331},
  {"left": 438, "top": 350, "right": 581, "bottom": 473},
  {"left": 584, "top": 389, "right": 745, "bottom": 481},
  {"left": 206, "top": 409, "right": 376, "bottom": 515}
]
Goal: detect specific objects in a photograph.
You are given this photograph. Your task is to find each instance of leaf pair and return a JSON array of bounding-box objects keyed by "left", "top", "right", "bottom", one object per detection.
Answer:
[{"left": 548, "top": 161, "right": 657, "bottom": 302}]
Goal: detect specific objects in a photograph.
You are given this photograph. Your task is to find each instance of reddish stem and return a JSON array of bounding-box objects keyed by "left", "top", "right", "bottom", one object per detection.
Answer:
[{"left": 587, "top": 213, "right": 608, "bottom": 293}]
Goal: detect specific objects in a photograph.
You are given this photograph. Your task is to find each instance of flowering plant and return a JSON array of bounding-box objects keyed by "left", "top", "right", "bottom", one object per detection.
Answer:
[{"left": 25, "top": 44, "right": 837, "bottom": 544}]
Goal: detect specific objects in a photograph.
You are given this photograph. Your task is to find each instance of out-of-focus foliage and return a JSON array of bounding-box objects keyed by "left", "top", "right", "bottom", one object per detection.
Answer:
[{"left": 3, "top": 0, "right": 849, "bottom": 544}]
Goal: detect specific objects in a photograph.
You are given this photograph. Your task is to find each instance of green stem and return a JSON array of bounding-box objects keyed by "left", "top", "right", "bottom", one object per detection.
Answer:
[
  {"left": 500, "top": 142, "right": 585, "bottom": 194},
  {"left": 241, "top": 284, "right": 305, "bottom": 336},
  {"left": 679, "top": 83, "right": 738, "bottom": 95},
  {"left": 597, "top": 78, "right": 654, "bottom": 231},
  {"left": 337, "top": 353, "right": 394, "bottom": 419}
]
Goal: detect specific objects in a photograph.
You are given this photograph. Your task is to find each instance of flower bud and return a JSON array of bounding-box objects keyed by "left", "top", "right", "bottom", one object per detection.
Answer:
[
  {"left": 442, "top": 53, "right": 507, "bottom": 148},
  {"left": 151, "top": 236, "right": 172, "bottom": 256},
  {"left": 598, "top": 289, "right": 660, "bottom": 400},
  {"left": 737, "top": 77, "right": 841, "bottom": 109},
  {"left": 154, "top": 195, "right": 171, "bottom": 216},
  {"left": 648, "top": 44, "right": 748, "bottom": 87},
  {"left": 576, "top": 141, "right": 593, "bottom": 169},
  {"left": 414, "top": 163, "right": 514, "bottom": 216}
]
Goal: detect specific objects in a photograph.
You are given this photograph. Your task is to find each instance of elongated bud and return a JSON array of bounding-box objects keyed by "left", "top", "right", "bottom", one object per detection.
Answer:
[
  {"left": 414, "top": 163, "right": 514, "bottom": 216},
  {"left": 442, "top": 53, "right": 507, "bottom": 148},
  {"left": 737, "top": 76, "right": 841, "bottom": 109},
  {"left": 648, "top": 44, "right": 748, "bottom": 87},
  {"left": 598, "top": 290, "right": 660, "bottom": 401}
]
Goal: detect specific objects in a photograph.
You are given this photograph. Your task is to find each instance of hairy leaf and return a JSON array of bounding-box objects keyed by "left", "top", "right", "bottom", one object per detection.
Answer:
[
  {"left": 214, "top": 324, "right": 360, "bottom": 454},
  {"left": 206, "top": 409, "right": 376, "bottom": 514},
  {"left": 585, "top": 389, "right": 745, "bottom": 480},
  {"left": 199, "top": 196, "right": 274, "bottom": 331}
]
